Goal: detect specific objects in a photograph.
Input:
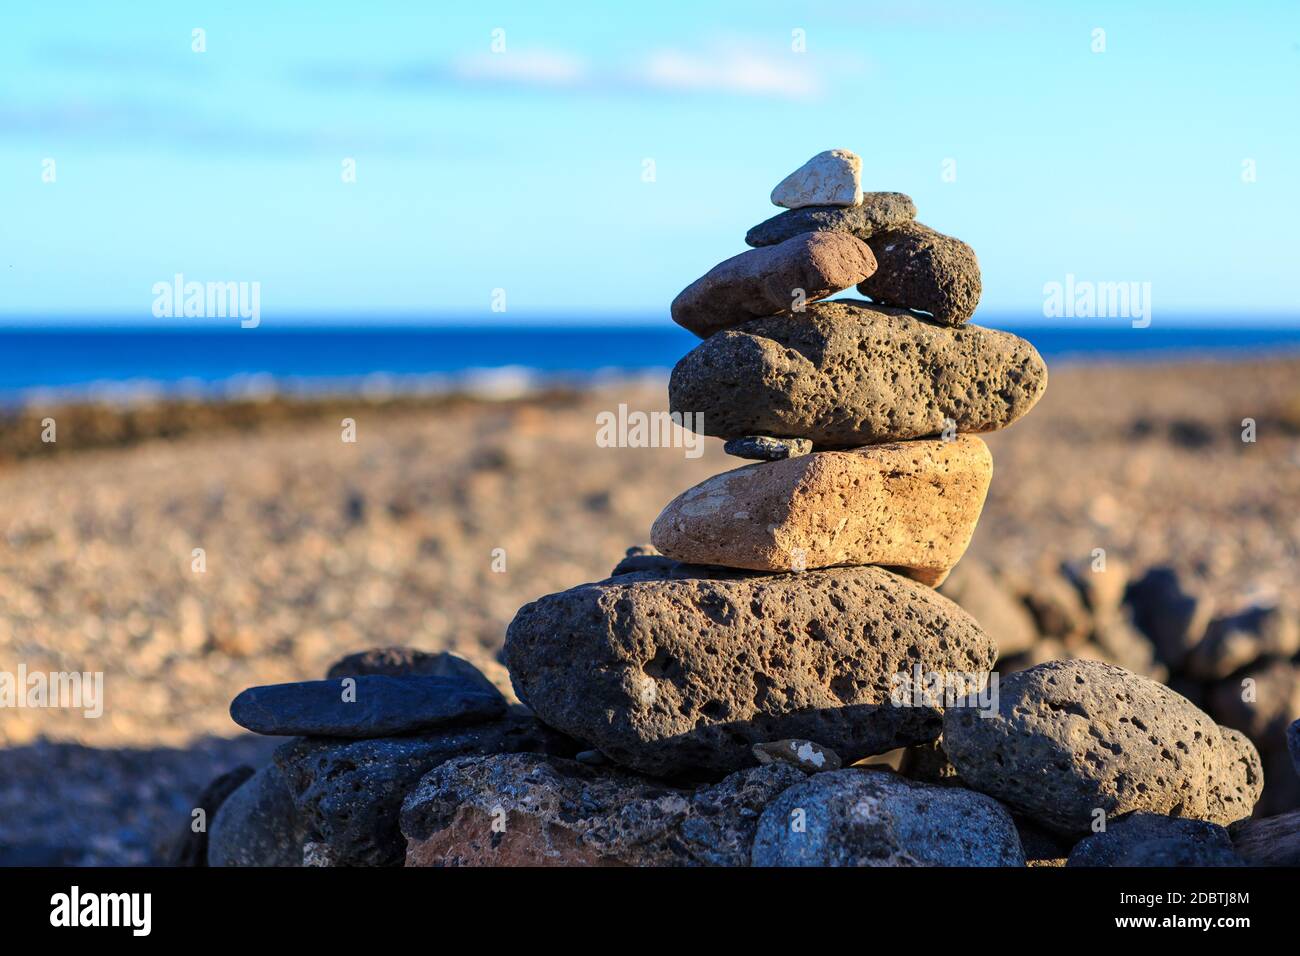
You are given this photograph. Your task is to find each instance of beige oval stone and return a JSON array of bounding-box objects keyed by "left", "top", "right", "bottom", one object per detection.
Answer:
[{"left": 650, "top": 436, "right": 991, "bottom": 586}]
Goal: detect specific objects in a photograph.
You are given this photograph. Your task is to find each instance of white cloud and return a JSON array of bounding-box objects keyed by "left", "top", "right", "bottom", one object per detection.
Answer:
[{"left": 449, "top": 49, "right": 588, "bottom": 88}]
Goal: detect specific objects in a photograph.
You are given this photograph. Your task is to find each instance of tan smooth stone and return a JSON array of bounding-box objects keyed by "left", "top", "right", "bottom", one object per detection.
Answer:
[{"left": 650, "top": 435, "right": 992, "bottom": 586}]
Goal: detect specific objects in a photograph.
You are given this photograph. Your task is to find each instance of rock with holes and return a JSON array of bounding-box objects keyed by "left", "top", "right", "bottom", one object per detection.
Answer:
[
  {"left": 941, "top": 660, "right": 1264, "bottom": 835},
  {"left": 1066, "top": 813, "right": 1241, "bottom": 867},
  {"left": 668, "top": 300, "right": 1048, "bottom": 448},
  {"left": 746, "top": 192, "right": 917, "bottom": 247},
  {"left": 401, "top": 753, "right": 805, "bottom": 866},
  {"left": 274, "top": 712, "right": 577, "bottom": 866},
  {"left": 504, "top": 564, "right": 996, "bottom": 778},
  {"left": 855, "top": 222, "right": 982, "bottom": 326},
  {"left": 670, "top": 232, "right": 877, "bottom": 338},
  {"left": 650, "top": 436, "right": 991, "bottom": 586},
  {"left": 751, "top": 768, "right": 1024, "bottom": 866}
]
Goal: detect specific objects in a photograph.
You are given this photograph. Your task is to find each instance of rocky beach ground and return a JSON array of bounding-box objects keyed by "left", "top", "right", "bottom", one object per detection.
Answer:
[{"left": 2, "top": 354, "right": 1299, "bottom": 864}]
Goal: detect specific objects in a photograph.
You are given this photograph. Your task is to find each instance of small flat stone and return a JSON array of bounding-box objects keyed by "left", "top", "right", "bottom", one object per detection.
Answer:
[
  {"left": 401, "top": 753, "right": 805, "bottom": 867},
  {"left": 230, "top": 675, "right": 506, "bottom": 738},
  {"left": 668, "top": 300, "right": 1048, "bottom": 447},
  {"left": 746, "top": 192, "right": 917, "bottom": 247},
  {"left": 751, "top": 769, "right": 1024, "bottom": 866},
  {"left": 941, "top": 659, "right": 1263, "bottom": 834},
  {"left": 671, "top": 231, "right": 876, "bottom": 338},
  {"left": 611, "top": 545, "right": 679, "bottom": 577},
  {"left": 650, "top": 436, "right": 991, "bottom": 586},
  {"left": 752, "top": 739, "right": 842, "bottom": 773},
  {"left": 1067, "top": 813, "right": 1240, "bottom": 867},
  {"left": 856, "top": 222, "right": 981, "bottom": 326},
  {"left": 722, "top": 436, "right": 813, "bottom": 461},
  {"left": 274, "top": 713, "right": 577, "bottom": 867},
  {"left": 770, "top": 149, "right": 861, "bottom": 208},
  {"left": 325, "top": 646, "right": 504, "bottom": 701},
  {"left": 505, "top": 564, "right": 996, "bottom": 778}
]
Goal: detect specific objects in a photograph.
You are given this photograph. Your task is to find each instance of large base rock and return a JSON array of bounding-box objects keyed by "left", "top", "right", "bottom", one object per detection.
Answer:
[
  {"left": 505, "top": 563, "right": 996, "bottom": 778},
  {"left": 401, "top": 753, "right": 805, "bottom": 866}
]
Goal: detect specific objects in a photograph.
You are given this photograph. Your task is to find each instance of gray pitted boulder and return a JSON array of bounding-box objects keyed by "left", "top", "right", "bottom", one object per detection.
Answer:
[
  {"left": 751, "top": 769, "right": 1024, "bottom": 866},
  {"left": 1066, "top": 813, "right": 1241, "bottom": 867},
  {"left": 401, "top": 753, "right": 805, "bottom": 867},
  {"left": 207, "top": 764, "right": 304, "bottom": 867},
  {"left": 745, "top": 192, "right": 917, "bottom": 247},
  {"left": 856, "top": 222, "right": 981, "bottom": 326},
  {"left": 941, "top": 660, "right": 1263, "bottom": 835},
  {"left": 274, "top": 713, "right": 577, "bottom": 867},
  {"left": 668, "top": 300, "right": 1047, "bottom": 448},
  {"left": 505, "top": 564, "right": 996, "bottom": 778}
]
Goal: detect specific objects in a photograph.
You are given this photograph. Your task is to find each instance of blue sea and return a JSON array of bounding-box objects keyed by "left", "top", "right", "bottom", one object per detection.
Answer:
[{"left": 2, "top": 322, "right": 1299, "bottom": 405}]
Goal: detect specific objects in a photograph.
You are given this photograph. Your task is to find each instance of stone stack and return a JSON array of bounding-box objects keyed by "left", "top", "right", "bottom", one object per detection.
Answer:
[{"left": 505, "top": 148, "right": 1044, "bottom": 782}]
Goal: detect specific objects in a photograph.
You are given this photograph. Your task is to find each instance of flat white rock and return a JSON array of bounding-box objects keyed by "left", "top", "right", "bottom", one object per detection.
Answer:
[{"left": 770, "top": 149, "right": 862, "bottom": 209}]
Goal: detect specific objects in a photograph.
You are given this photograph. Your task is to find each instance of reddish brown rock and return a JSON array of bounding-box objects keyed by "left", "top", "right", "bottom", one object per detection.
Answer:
[
  {"left": 650, "top": 436, "right": 991, "bottom": 587},
  {"left": 670, "top": 232, "right": 876, "bottom": 338},
  {"left": 856, "top": 222, "right": 982, "bottom": 326},
  {"left": 400, "top": 753, "right": 805, "bottom": 866}
]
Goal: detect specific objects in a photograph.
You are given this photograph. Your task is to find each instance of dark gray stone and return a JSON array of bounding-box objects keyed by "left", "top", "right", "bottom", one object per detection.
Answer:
[
  {"left": 208, "top": 765, "right": 304, "bottom": 867},
  {"left": 751, "top": 769, "right": 1024, "bottom": 866},
  {"left": 942, "top": 659, "right": 1264, "bottom": 835},
  {"left": 505, "top": 564, "right": 996, "bottom": 778},
  {"left": 668, "top": 300, "right": 1048, "bottom": 448},
  {"left": 325, "top": 646, "right": 503, "bottom": 700},
  {"left": 1067, "top": 813, "right": 1239, "bottom": 867},
  {"left": 230, "top": 675, "right": 506, "bottom": 738},
  {"left": 1289, "top": 718, "right": 1300, "bottom": 778},
  {"left": 856, "top": 222, "right": 982, "bottom": 326},
  {"left": 170, "top": 764, "right": 255, "bottom": 866},
  {"left": 745, "top": 192, "right": 917, "bottom": 247},
  {"left": 722, "top": 436, "right": 813, "bottom": 461},
  {"left": 274, "top": 713, "right": 577, "bottom": 867},
  {"left": 401, "top": 753, "right": 805, "bottom": 866}
]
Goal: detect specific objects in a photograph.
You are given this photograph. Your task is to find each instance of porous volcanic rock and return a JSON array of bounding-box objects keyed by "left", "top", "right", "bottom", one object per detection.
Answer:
[
  {"left": 750, "top": 769, "right": 1024, "bottom": 866},
  {"left": 401, "top": 753, "right": 805, "bottom": 866},
  {"left": 746, "top": 192, "right": 917, "bottom": 247},
  {"left": 505, "top": 564, "right": 996, "bottom": 777},
  {"left": 668, "top": 300, "right": 1047, "bottom": 447},
  {"left": 941, "top": 659, "right": 1263, "bottom": 834},
  {"left": 671, "top": 232, "right": 877, "bottom": 338},
  {"left": 274, "top": 713, "right": 577, "bottom": 866},
  {"left": 856, "top": 222, "right": 981, "bottom": 326},
  {"left": 1066, "top": 813, "right": 1239, "bottom": 867},
  {"left": 650, "top": 436, "right": 991, "bottom": 586}
]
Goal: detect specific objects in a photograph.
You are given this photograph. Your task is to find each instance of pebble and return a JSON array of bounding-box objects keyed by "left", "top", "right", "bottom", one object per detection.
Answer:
[{"left": 770, "top": 149, "right": 862, "bottom": 208}]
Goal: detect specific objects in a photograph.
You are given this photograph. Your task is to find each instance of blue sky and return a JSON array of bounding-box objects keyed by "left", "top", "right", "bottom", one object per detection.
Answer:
[{"left": 2, "top": 1, "right": 1298, "bottom": 325}]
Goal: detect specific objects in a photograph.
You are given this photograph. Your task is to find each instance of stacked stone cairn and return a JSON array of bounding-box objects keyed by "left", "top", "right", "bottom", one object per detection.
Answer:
[{"left": 199, "top": 150, "right": 1277, "bottom": 868}]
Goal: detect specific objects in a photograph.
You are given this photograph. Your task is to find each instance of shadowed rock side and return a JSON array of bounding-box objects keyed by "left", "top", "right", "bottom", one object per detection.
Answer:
[
  {"left": 650, "top": 436, "right": 992, "bottom": 585},
  {"left": 401, "top": 753, "right": 805, "bottom": 866},
  {"left": 941, "top": 659, "right": 1263, "bottom": 835},
  {"left": 504, "top": 564, "right": 996, "bottom": 777},
  {"left": 668, "top": 300, "right": 1047, "bottom": 447}
]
